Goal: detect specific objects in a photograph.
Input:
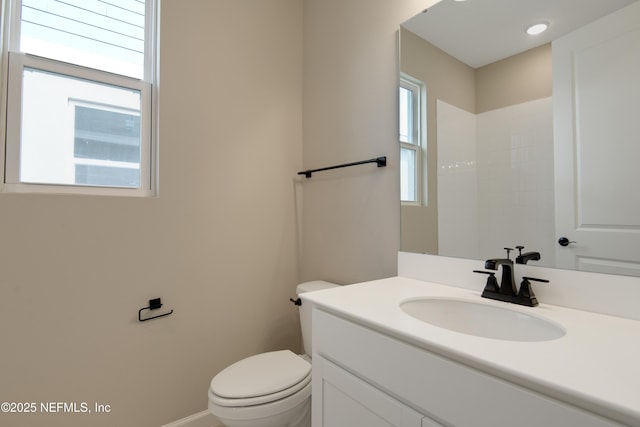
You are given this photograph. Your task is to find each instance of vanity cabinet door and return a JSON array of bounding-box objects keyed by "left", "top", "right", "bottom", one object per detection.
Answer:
[{"left": 313, "top": 355, "right": 432, "bottom": 427}]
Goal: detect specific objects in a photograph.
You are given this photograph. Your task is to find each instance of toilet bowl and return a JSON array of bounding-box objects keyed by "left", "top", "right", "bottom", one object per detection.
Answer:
[{"left": 208, "top": 281, "right": 339, "bottom": 427}]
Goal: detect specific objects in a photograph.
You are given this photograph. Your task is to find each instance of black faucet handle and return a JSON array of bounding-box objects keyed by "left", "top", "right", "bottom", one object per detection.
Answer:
[
  {"left": 504, "top": 247, "right": 514, "bottom": 259},
  {"left": 473, "top": 270, "right": 499, "bottom": 294},
  {"left": 518, "top": 276, "right": 549, "bottom": 307},
  {"left": 522, "top": 276, "right": 549, "bottom": 284},
  {"left": 516, "top": 245, "right": 525, "bottom": 256}
]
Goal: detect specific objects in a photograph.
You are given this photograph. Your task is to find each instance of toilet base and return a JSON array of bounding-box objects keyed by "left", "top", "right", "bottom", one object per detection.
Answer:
[{"left": 210, "top": 398, "right": 310, "bottom": 427}]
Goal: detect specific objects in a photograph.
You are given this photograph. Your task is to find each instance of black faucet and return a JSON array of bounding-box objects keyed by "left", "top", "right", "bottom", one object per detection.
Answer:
[
  {"left": 474, "top": 247, "right": 548, "bottom": 307},
  {"left": 484, "top": 256, "right": 517, "bottom": 297},
  {"left": 515, "top": 245, "right": 541, "bottom": 264}
]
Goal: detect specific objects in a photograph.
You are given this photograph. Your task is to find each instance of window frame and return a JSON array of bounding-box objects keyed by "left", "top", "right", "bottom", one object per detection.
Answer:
[
  {"left": 399, "top": 74, "right": 425, "bottom": 206},
  {"left": 0, "top": 0, "right": 159, "bottom": 197}
]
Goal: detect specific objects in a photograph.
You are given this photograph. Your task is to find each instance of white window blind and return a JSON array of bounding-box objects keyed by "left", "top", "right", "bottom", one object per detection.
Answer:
[{"left": 20, "top": 0, "right": 146, "bottom": 78}]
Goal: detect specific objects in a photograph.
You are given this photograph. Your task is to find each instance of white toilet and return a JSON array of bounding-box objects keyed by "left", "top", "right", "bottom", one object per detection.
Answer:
[{"left": 208, "top": 281, "right": 339, "bottom": 427}]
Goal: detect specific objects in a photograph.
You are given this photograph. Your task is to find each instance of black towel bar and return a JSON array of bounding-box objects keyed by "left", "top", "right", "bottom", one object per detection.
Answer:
[{"left": 297, "top": 156, "right": 386, "bottom": 178}]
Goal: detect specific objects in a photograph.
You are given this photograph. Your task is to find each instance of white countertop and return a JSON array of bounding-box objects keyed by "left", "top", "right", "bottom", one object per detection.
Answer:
[{"left": 302, "top": 277, "right": 640, "bottom": 426}]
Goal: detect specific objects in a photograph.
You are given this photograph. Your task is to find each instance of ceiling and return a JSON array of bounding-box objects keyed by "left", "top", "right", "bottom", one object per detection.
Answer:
[{"left": 401, "top": 0, "right": 637, "bottom": 68}]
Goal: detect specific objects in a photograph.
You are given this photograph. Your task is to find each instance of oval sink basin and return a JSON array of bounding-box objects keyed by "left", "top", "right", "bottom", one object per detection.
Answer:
[{"left": 400, "top": 298, "right": 565, "bottom": 342}]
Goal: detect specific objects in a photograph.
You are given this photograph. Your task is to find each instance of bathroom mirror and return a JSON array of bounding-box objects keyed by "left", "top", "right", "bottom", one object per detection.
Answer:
[{"left": 400, "top": 0, "right": 640, "bottom": 277}]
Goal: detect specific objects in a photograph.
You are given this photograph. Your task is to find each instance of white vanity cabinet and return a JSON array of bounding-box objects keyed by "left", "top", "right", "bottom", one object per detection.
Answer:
[
  {"left": 312, "top": 308, "right": 625, "bottom": 427},
  {"left": 314, "top": 356, "right": 439, "bottom": 427}
]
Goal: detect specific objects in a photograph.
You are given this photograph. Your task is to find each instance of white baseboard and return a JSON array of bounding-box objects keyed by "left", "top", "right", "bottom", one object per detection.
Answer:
[{"left": 161, "top": 410, "right": 221, "bottom": 427}]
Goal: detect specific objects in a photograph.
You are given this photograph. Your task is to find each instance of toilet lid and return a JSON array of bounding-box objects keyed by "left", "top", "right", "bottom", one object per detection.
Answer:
[{"left": 211, "top": 350, "right": 311, "bottom": 400}]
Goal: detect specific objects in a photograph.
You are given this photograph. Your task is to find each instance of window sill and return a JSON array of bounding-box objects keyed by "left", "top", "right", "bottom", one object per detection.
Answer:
[{"left": 2, "top": 183, "right": 155, "bottom": 197}]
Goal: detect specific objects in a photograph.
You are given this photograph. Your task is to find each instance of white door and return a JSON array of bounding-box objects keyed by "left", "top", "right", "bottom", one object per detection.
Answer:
[{"left": 553, "top": 1, "right": 640, "bottom": 276}]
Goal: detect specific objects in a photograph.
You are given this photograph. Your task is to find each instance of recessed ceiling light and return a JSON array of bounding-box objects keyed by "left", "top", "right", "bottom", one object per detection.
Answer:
[{"left": 526, "top": 22, "right": 549, "bottom": 35}]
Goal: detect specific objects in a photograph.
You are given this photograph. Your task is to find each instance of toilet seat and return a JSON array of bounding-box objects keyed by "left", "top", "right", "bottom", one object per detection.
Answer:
[{"left": 209, "top": 350, "right": 311, "bottom": 407}]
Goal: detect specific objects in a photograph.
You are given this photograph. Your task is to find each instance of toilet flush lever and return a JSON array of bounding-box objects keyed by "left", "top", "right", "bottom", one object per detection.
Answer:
[{"left": 289, "top": 298, "right": 302, "bottom": 306}]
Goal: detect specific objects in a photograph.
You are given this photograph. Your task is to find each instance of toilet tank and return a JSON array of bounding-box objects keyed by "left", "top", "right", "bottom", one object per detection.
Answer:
[{"left": 296, "top": 281, "right": 339, "bottom": 356}]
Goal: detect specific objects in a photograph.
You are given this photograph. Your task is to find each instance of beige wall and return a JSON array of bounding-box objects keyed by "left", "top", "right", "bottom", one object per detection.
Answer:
[
  {"left": 0, "top": 1, "right": 302, "bottom": 426},
  {"left": 1, "top": 0, "right": 453, "bottom": 425},
  {"left": 301, "top": 0, "right": 435, "bottom": 284},
  {"left": 399, "top": 27, "right": 476, "bottom": 254},
  {"left": 476, "top": 43, "right": 552, "bottom": 113}
]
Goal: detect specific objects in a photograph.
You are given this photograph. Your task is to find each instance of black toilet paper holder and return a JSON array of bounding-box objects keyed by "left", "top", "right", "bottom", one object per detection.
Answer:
[{"left": 138, "top": 298, "right": 173, "bottom": 322}]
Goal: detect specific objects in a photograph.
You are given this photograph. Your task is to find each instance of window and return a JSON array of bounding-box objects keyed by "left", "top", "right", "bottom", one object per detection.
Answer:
[
  {"left": 0, "top": 0, "right": 158, "bottom": 195},
  {"left": 73, "top": 103, "right": 141, "bottom": 187},
  {"left": 399, "top": 75, "right": 424, "bottom": 204}
]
